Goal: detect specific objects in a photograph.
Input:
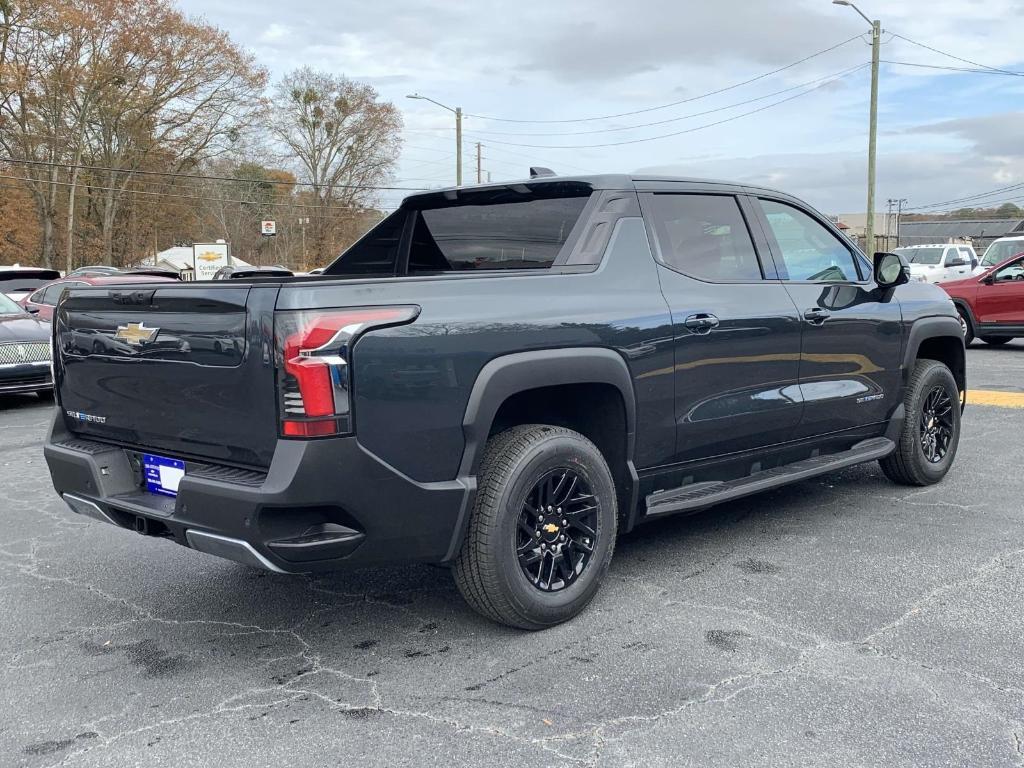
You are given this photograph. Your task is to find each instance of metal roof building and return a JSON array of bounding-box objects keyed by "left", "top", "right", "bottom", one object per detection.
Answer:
[{"left": 898, "top": 218, "right": 1024, "bottom": 250}]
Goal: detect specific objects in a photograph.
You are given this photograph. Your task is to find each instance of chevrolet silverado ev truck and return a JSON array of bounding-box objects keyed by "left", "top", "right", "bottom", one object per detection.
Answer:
[{"left": 44, "top": 175, "right": 965, "bottom": 629}]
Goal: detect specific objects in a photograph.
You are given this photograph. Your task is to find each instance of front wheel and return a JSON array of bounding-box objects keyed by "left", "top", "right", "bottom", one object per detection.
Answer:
[
  {"left": 880, "top": 360, "right": 961, "bottom": 486},
  {"left": 453, "top": 424, "right": 617, "bottom": 630},
  {"left": 956, "top": 308, "right": 974, "bottom": 345}
]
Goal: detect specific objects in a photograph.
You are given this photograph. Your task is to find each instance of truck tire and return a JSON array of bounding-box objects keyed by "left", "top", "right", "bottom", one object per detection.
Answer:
[
  {"left": 453, "top": 424, "right": 617, "bottom": 630},
  {"left": 880, "top": 360, "right": 961, "bottom": 486},
  {"left": 956, "top": 307, "right": 974, "bottom": 345}
]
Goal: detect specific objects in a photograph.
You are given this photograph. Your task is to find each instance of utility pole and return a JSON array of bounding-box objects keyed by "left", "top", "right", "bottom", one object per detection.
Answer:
[
  {"left": 895, "top": 198, "right": 907, "bottom": 247},
  {"left": 833, "top": 1, "right": 881, "bottom": 254},
  {"left": 406, "top": 94, "right": 464, "bottom": 186},
  {"left": 476, "top": 142, "right": 482, "bottom": 184},
  {"left": 455, "top": 107, "right": 463, "bottom": 186},
  {"left": 886, "top": 198, "right": 894, "bottom": 250}
]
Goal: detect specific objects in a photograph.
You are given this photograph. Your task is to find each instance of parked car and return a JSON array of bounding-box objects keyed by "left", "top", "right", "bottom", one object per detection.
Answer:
[
  {"left": 0, "top": 290, "right": 53, "bottom": 397},
  {"left": 942, "top": 252, "right": 1024, "bottom": 345},
  {"left": 44, "top": 174, "right": 965, "bottom": 629},
  {"left": 972, "top": 235, "right": 1024, "bottom": 276},
  {"left": 68, "top": 266, "right": 123, "bottom": 278},
  {"left": 21, "top": 274, "right": 178, "bottom": 322},
  {"left": 125, "top": 268, "right": 181, "bottom": 280},
  {"left": 211, "top": 265, "right": 294, "bottom": 280},
  {"left": 0, "top": 266, "right": 61, "bottom": 302},
  {"left": 893, "top": 244, "right": 977, "bottom": 284}
]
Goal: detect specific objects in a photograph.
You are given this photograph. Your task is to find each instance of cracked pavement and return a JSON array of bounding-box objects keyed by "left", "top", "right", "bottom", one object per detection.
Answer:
[{"left": 3, "top": 341, "right": 1024, "bottom": 767}]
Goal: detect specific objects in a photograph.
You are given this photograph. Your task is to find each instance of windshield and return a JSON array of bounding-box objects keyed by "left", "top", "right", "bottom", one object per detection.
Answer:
[
  {"left": 981, "top": 240, "right": 1024, "bottom": 267},
  {"left": 0, "top": 292, "right": 26, "bottom": 314},
  {"left": 895, "top": 247, "right": 944, "bottom": 265}
]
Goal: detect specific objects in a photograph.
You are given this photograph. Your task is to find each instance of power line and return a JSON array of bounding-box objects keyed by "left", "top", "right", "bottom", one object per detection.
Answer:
[
  {"left": 0, "top": 156, "right": 429, "bottom": 191},
  {"left": 461, "top": 35, "right": 864, "bottom": 124},
  {"left": 466, "top": 64, "right": 868, "bottom": 138},
  {"left": 881, "top": 60, "right": 1024, "bottom": 77},
  {"left": 890, "top": 33, "right": 1024, "bottom": 76},
  {"left": 0, "top": 172, "right": 400, "bottom": 214},
  {"left": 906, "top": 181, "right": 1024, "bottom": 212},
  {"left": 463, "top": 66, "right": 867, "bottom": 150}
]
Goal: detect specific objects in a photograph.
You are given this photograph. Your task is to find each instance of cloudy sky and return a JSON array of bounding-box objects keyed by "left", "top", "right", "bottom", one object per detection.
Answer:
[{"left": 179, "top": 0, "right": 1024, "bottom": 216}]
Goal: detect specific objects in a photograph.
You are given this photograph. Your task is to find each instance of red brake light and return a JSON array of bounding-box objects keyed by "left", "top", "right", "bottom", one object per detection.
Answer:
[{"left": 275, "top": 306, "right": 418, "bottom": 438}]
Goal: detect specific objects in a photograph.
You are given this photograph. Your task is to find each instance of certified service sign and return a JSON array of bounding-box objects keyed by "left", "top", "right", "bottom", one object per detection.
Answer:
[
  {"left": 261, "top": 220, "right": 276, "bottom": 237},
  {"left": 192, "top": 242, "right": 230, "bottom": 280}
]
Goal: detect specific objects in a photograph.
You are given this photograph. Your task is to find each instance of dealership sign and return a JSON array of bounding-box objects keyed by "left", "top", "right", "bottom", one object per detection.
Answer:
[
  {"left": 261, "top": 220, "right": 276, "bottom": 236},
  {"left": 192, "top": 242, "right": 230, "bottom": 280}
]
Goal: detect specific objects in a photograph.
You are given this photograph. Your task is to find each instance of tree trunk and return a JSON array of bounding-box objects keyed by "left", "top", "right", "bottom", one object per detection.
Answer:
[{"left": 65, "top": 167, "right": 80, "bottom": 273}]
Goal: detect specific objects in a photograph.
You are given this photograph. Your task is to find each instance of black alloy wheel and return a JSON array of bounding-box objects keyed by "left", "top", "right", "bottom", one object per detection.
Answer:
[
  {"left": 516, "top": 468, "right": 599, "bottom": 592},
  {"left": 919, "top": 385, "right": 954, "bottom": 464}
]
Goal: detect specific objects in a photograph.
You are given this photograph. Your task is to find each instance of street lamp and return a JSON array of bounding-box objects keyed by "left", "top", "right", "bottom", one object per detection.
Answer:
[
  {"left": 406, "top": 93, "right": 463, "bottom": 186},
  {"left": 833, "top": 0, "right": 881, "bottom": 254}
]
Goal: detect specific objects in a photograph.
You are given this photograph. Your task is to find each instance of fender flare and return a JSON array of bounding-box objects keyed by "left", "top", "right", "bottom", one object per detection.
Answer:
[
  {"left": 902, "top": 315, "right": 966, "bottom": 389},
  {"left": 442, "top": 348, "right": 639, "bottom": 561},
  {"left": 458, "top": 347, "right": 637, "bottom": 478}
]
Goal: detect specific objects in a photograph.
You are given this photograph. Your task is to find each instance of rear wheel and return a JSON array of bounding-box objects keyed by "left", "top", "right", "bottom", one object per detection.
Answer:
[
  {"left": 453, "top": 424, "right": 617, "bottom": 630},
  {"left": 880, "top": 360, "right": 961, "bottom": 486},
  {"left": 980, "top": 336, "right": 1012, "bottom": 346}
]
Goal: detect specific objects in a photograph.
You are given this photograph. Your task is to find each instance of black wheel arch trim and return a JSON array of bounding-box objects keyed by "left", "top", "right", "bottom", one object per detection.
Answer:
[
  {"left": 949, "top": 299, "right": 976, "bottom": 332},
  {"left": 903, "top": 315, "right": 967, "bottom": 393},
  {"left": 442, "top": 347, "right": 640, "bottom": 562}
]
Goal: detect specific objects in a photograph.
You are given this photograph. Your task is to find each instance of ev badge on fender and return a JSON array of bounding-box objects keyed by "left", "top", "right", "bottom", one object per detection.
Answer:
[{"left": 114, "top": 322, "right": 159, "bottom": 346}]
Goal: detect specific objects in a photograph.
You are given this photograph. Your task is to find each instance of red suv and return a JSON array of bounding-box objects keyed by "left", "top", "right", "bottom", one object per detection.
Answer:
[
  {"left": 21, "top": 274, "right": 176, "bottom": 321},
  {"left": 941, "top": 252, "right": 1024, "bottom": 346}
]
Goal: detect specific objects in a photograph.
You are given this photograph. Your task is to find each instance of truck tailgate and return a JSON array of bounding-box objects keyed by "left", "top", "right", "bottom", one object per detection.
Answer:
[{"left": 54, "top": 284, "right": 279, "bottom": 468}]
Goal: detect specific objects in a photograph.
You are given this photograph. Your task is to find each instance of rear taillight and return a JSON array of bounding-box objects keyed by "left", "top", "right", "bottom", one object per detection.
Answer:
[{"left": 274, "top": 306, "right": 419, "bottom": 438}]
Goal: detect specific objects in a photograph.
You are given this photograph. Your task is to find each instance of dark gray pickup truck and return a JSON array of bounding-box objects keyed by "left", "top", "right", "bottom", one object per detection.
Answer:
[{"left": 44, "top": 174, "right": 965, "bottom": 629}]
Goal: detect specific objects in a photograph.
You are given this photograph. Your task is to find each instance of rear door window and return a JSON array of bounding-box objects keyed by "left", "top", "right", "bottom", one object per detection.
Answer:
[
  {"left": 758, "top": 199, "right": 861, "bottom": 282},
  {"left": 645, "top": 194, "right": 764, "bottom": 282}
]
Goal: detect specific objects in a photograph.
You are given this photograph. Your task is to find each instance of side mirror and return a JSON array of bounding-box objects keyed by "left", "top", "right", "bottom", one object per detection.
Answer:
[
  {"left": 982, "top": 274, "right": 995, "bottom": 285},
  {"left": 874, "top": 252, "right": 909, "bottom": 288},
  {"left": 26, "top": 306, "right": 39, "bottom": 314}
]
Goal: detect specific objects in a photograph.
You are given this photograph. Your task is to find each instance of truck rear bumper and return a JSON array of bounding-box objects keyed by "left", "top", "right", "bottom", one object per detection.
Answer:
[{"left": 44, "top": 414, "right": 475, "bottom": 574}]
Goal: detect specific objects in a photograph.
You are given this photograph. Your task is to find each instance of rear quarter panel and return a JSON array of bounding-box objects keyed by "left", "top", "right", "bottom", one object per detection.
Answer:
[{"left": 277, "top": 220, "right": 676, "bottom": 483}]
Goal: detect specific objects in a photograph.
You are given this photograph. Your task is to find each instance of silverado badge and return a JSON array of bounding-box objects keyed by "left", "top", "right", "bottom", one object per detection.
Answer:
[{"left": 114, "top": 322, "right": 159, "bottom": 346}]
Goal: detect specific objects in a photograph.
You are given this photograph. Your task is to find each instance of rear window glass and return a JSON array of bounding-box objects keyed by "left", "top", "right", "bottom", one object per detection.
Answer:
[
  {"left": 326, "top": 210, "right": 406, "bottom": 275},
  {"left": 408, "top": 195, "right": 588, "bottom": 273},
  {"left": 0, "top": 277, "right": 54, "bottom": 292}
]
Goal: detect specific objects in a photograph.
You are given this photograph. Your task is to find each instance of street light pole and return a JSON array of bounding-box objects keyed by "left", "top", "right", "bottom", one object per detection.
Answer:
[
  {"left": 406, "top": 93, "right": 463, "bottom": 186},
  {"left": 833, "top": 1, "right": 881, "bottom": 254}
]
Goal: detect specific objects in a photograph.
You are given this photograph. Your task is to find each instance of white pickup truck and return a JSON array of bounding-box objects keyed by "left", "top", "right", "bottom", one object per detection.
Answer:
[{"left": 893, "top": 244, "right": 978, "bottom": 284}]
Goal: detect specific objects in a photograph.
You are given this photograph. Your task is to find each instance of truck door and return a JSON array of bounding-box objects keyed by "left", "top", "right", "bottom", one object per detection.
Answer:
[
  {"left": 943, "top": 246, "right": 971, "bottom": 282},
  {"left": 975, "top": 256, "right": 1024, "bottom": 325},
  {"left": 750, "top": 196, "right": 903, "bottom": 439},
  {"left": 639, "top": 192, "right": 803, "bottom": 463}
]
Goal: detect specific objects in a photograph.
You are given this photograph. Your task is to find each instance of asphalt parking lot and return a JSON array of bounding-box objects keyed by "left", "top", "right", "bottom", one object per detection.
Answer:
[{"left": 3, "top": 342, "right": 1024, "bottom": 768}]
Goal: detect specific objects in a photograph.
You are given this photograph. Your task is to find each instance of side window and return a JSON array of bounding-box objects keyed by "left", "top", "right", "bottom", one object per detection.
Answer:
[
  {"left": 994, "top": 258, "right": 1024, "bottom": 282},
  {"left": 959, "top": 247, "right": 977, "bottom": 266},
  {"left": 945, "top": 248, "right": 961, "bottom": 265},
  {"left": 29, "top": 288, "right": 45, "bottom": 304},
  {"left": 646, "top": 194, "right": 763, "bottom": 282},
  {"left": 759, "top": 199, "right": 861, "bottom": 282},
  {"left": 41, "top": 284, "right": 64, "bottom": 305}
]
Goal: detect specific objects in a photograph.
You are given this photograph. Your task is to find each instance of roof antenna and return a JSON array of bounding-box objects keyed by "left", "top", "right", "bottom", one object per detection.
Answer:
[{"left": 529, "top": 167, "right": 556, "bottom": 178}]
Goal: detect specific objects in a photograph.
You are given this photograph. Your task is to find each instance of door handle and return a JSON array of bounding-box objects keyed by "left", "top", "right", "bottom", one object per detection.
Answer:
[
  {"left": 684, "top": 313, "right": 720, "bottom": 334},
  {"left": 803, "top": 307, "right": 831, "bottom": 325}
]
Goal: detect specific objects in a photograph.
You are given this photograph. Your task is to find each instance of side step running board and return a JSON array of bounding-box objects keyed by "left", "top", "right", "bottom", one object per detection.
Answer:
[{"left": 645, "top": 437, "right": 895, "bottom": 518}]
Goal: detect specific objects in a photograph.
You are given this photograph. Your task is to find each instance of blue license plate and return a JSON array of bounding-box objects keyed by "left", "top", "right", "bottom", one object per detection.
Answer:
[{"left": 142, "top": 453, "right": 186, "bottom": 497}]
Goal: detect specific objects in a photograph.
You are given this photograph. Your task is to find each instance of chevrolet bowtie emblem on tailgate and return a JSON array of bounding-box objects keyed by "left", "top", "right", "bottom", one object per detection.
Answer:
[{"left": 114, "top": 322, "right": 159, "bottom": 346}]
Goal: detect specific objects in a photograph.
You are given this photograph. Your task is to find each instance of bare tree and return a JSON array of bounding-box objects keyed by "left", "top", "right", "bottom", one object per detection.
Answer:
[
  {"left": 269, "top": 68, "right": 401, "bottom": 263},
  {"left": 82, "top": 0, "right": 267, "bottom": 264}
]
